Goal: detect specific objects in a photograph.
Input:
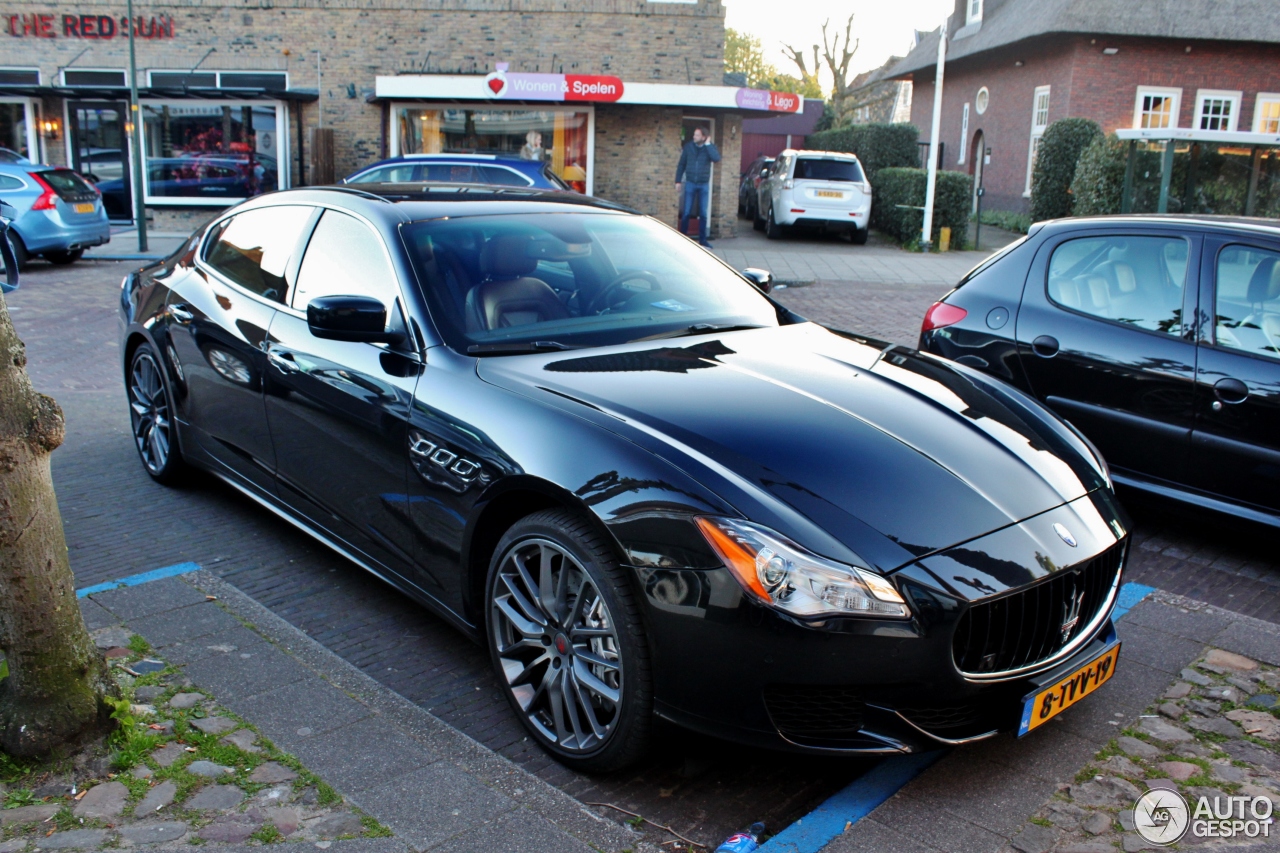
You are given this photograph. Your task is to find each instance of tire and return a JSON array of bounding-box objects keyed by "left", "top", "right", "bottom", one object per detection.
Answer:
[
  {"left": 850, "top": 227, "right": 868, "bottom": 245},
  {"left": 127, "top": 343, "right": 186, "bottom": 485},
  {"left": 44, "top": 249, "right": 84, "bottom": 265},
  {"left": 486, "top": 508, "right": 652, "bottom": 772},
  {"left": 7, "top": 231, "right": 29, "bottom": 271},
  {"left": 765, "top": 204, "right": 785, "bottom": 240}
]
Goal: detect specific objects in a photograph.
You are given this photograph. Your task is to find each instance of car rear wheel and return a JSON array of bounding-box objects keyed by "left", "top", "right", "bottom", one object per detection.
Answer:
[
  {"left": 7, "top": 231, "right": 28, "bottom": 271},
  {"left": 44, "top": 249, "right": 84, "bottom": 265},
  {"left": 486, "top": 508, "right": 652, "bottom": 772},
  {"left": 850, "top": 227, "right": 868, "bottom": 245},
  {"left": 765, "top": 203, "right": 785, "bottom": 240},
  {"left": 753, "top": 200, "right": 765, "bottom": 231},
  {"left": 128, "top": 343, "right": 185, "bottom": 485}
]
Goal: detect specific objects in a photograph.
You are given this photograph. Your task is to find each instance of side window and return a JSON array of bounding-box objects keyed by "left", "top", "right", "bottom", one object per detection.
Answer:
[
  {"left": 1046, "top": 235, "right": 1189, "bottom": 335},
  {"left": 203, "top": 205, "right": 313, "bottom": 303},
  {"left": 1214, "top": 244, "right": 1280, "bottom": 360},
  {"left": 291, "top": 210, "right": 399, "bottom": 311},
  {"left": 0, "top": 174, "right": 24, "bottom": 190},
  {"left": 479, "top": 166, "right": 531, "bottom": 186},
  {"left": 351, "top": 164, "right": 417, "bottom": 183},
  {"left": 423, "top": 164, "right": 478, "bottom": 183}
]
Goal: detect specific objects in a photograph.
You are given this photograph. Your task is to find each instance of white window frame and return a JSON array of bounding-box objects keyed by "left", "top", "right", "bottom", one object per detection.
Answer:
[
  {"left": 1253, "top": 93, "right": 1280, "bottom": 134},
  {"left": 958, "top": 102, "right": 970, "bottom": 165},
  {"left": 975, "top": 86, "right": 989, "bottom": 115},
  {"left": 1024, "top": 85, "right": 1050, "bottom": 197},
  {"left": 1194, "top": 89, "right": 1241, "bottom": 132},
  {"left": 0, "top": 67, "right": 41, "bottom": 86},
  {"left": 0, "top": 96, "right": 41, "bottom": 163},
  {"left": 966, "top": 0, "right": 983, "bottom": 25},
  {"left": 1133, "top": 86, "right": 1182, "bottom": 130},
  {"left": 139, "top": 98, "right": 290, "bottom": 206},
  {"left": 388, "top": 101, "right": 596, "bottom": 196}
]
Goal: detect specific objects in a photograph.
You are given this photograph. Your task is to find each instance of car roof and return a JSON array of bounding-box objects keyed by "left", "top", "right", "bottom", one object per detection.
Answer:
[
  {"left": 781, "top": 149, "right": 861, "bottom": 160},
  {"left": 1039, "top": 214, "right": 1280, "bottom": 239},
  {"left": 360, "top": 153, "right": 541, "bottom": 167}
]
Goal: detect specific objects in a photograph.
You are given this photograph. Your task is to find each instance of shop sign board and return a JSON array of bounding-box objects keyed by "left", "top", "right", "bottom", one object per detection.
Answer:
[
  {"left": 734, "top": 87, "right": 801, "bottom": 113},
  {"left": 484, "top": 64, "right": 624, "bottom": 103},
  {"left": 6, "top": 11, "right": 175, "bottom": 38}
]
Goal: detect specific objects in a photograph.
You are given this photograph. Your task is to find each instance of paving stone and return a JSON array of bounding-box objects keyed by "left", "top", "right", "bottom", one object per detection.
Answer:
[
  {"left": 130, "top": 764, "right": 154, "bottom": 780},
  {"left": 198, "top": 818, "right": 257, "bottom": 844},
  {"left": 348, "top": 763, "right": 516, "bottom": 850},
  {"left": 1100, "top": 755, "right": 1144, "bottom": 778},
  {"left": 1224, "top": 740, "right": 1280, "bottom": 772},
  {"left": 1204, "top": 649, "right": 1259, "bottom": 672},
  {"left": 186, "top": 760, "right": 233, "bottom": 778},
  {"left": 1157, "top": 761, "right": 1199, "bottom": 781},
  {"left": 33, "top": 830, "right": 108, "bottom": 850},
  {"left": 1069, "top": 776, "right": 1141, "bottom": 807},
  {"left": 267, "top": 807, "right": 301, "bottom": 836},
  {"left": 1082, "top": 811, "right": 1113, "bottom": 835},
  {"left": 185, "top": 785, "right": 244, "bottom": 811},
  {"left": 167, "top": 692, "right": 204, "bottom": 709},
  {"left": 248, "top": 762, "right": 296, "bottom": 784},
  {"left": 1118, "top": 736, "right": 1161, "bottom": 759},
  {"left": 1177, "top": 742, "right": 1213, "bottom": 759},
  {"left": 309, "top": 813, "right": 363, "bottom": 839},
  {"left": 229, "top": 676, "right": 372, "bottom": 750},
  {"left": 1122, "top": 833, "right": 1160, "bottom": 852},
  {"left": 220, "top": 728, "right": 263, "bottom": 754},
  {"left": 0, "top": 805, "right": 60, "bottom": 826},
  {"left": 134, "top": 685, "right": 164, "bottom": 702},
  {"left": 92, "top": 578, "right": 208, "bottom": 622},
  {"left": 189, "top": 716, "right": 237, "bottom": 735},
  {"left": 32, "top": 778, "right": 71, "bottom": 799},
  {"left": 1011, "top": 822, "right": 1058, "bottom": 853},
  {"left": 1186, "top": 698, "right": 1221, "bottom": 716},
  {"left": 118, "top": 822, "right": 188, "bottom": 845},
  {"left": 1119, "top": 808, "right": 1137, "bottom": 831},
  {"left": 1225, "top": 709, "right": 1280, "bottom": 740},
  {"left": 1182, "top": 668, "right": 1213, "bottom": 686},
  {"left": 434, "top": 808, "right": 598, "bottom": 853},
  {"left": 150, "top": 742, "right": 186, "bottom": 768},
  {"left": 73, "top": 781, "right": 128, "bottom": 819},
  {"left": 1205, "top": 685, "right": 1243, "bottom": 703},
  {"left": 91, "top": 627, "right": 132, "bottom": 649},
  {"left": 0, "top": 838, "right": 28, "bottom": 853},
  {"left": 1248, "top": 693, "right": 1278, "bottom": 709},
  {"left": 1138, "top": 718, "right": 1194, "bottom": 744},
  {"left": 1227, "top": 675, "right": 1259, "bottom": 692},
  {"left": 1059, "top": 842, "right": 1115, "bottom": 853},
  {"left": 1157, "top": 702, "right": 1183, "bottom": 720},
  {"left": 1164, "top": 682, "right": 1193, "bottom": 699},
  {"left": 134, "top": 780, "right": 177, "bottom": 815},
  {"left": 1186, "top": 715, "right": 1241, "bottom": 738},
  {"left": 279, "top": 716, "right": 438, "bottom": 795},
  {"left": 122, "top": 599, "right": 240, "bottom": 647},
  {"left": 104, "top": 647, "right": 129, "bottom": 659},
  {"left": 1043, "top": 801, "right": 1086, "bottom": 828},
  {"left": 1211, "top": 763, "right": 1249, "bottom": 784}
]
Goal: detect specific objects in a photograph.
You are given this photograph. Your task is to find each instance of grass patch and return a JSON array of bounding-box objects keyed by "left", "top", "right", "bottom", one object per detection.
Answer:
[
  {"left": 360, "top": 814, "right": 392, "bottom": 838},
  {"left": 127, "top": 635, "right": 152, "bottom": 657},
  {"left": 974, "top": 209, "right": 1032, "bottom": 234},
  {"left": 1074, "top": 764, "right": 1099, "bottom": 784},
  {"left": 2, "top": 789, "right": 38, "bottom": 809},
  {"left": 1029, "top": 816, "right": 1053, "bottom": 828},
  {"left": 250, "top": 824, "right": 283, "bottom": 844}
]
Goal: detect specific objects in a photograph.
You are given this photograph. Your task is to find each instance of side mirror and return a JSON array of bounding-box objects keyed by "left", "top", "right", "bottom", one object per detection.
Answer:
[
  {"left": 741, "top": 268, "right": 773, "bottom": 294},
  {"left": 307, "top": 294, "right": 404, "bottom": 344}
]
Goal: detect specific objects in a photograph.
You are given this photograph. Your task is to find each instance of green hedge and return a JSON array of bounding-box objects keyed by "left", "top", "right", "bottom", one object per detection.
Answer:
[
  {"left": 874, "top": 167, "right": 973, "bottom": 247},
  {"left": 804, "top": 123, "right": 919, "bottom": 179},
  {"left": 1029, "top": 118, "right": 1103, "bottom": 222},
  {"left": 1069, "top": 134, "right": 1128, "bottom": 216}
]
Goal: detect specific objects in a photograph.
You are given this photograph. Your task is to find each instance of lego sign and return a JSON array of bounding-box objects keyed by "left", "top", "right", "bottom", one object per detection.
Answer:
[
  {"left": 6, "top": 12, "right": 175, "bottom": 38},
  {"left": 734, "top": 87, "right": 801, "bottom": 113},
  {"left": 484, "top": 64, "right": 623, "bottom": 102}
]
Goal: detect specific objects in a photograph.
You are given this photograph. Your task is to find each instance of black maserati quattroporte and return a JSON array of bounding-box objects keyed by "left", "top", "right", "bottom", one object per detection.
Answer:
[{"left": 120, "top": 185, "right": 1128, "bottom": 771}]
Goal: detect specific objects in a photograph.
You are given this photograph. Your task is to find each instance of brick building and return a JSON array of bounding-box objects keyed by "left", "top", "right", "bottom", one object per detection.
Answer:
[
  {"left": 0, "top": 0, "right": 801, "bottom": 234},
  {"left": 890, "top": 0, "right": 1280, "bottom": 213}
]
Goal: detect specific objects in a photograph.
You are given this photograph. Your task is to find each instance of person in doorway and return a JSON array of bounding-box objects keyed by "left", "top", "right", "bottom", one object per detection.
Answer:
[
  {"left": 675, "top": 127, "right": 720, "bottom": 247},
  {"left": 520, "top": 130, "right": 546, "bottom": 161}
]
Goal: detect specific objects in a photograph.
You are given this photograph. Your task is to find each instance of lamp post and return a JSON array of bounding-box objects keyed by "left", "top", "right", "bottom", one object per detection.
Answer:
[
  {"left": 126, "top": 0, "right": 147, "bottom": 252},
  {"left": 920, "top": 16, "right": 947, "bottom": 250}
]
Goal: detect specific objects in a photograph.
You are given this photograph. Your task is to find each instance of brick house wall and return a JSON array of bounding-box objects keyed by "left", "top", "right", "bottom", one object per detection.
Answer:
[
  {"left": 3, "top": 0, "right": 741, "bottom": 233},
  {"left": 908, "top": 34, "right": 1280, "bottom": 214}
]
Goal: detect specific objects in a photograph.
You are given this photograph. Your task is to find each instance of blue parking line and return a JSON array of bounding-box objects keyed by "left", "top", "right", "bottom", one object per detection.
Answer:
[
  {"left": 757, "top": 751, "right": 945, "bottom": 853},
  {"left": 1113, "top": 582, "right": 1155, "bottom": 622},
  {"left": 76, "top": 562, "right": 201, "bottom": 598}
]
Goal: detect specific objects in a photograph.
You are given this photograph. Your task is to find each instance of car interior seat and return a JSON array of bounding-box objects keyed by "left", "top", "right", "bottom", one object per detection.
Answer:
[
  {"left": 464, "top": 234, "right": 569, "bottom": 331},
  {"left": 1244, "top": 256, "right": 1280, "bottom": 355}
]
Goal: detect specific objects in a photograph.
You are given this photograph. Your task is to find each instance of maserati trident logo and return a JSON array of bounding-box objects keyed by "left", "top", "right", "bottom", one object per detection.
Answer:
[
  {"left": 1061, "top": 578, "right": 1085, "bottom": 644},
  {"left": 1053, "top": 522, "right": 1078, "bottom": 547}
]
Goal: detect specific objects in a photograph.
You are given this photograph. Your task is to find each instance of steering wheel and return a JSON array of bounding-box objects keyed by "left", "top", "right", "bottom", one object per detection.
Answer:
[{"left": 589, "top": 270, "right": 661, "bottom": 314}]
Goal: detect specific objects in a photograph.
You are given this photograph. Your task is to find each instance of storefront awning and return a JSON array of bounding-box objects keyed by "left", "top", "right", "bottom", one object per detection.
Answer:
[
  {"left": 1116, "top": 128, "right": 1280, "bottom": 146},
  {"left": 374, "top": 71, "right": 803, "bottom": 115},
  {"left": 0, "top": 85, "right": 318, "bottom": 102}
]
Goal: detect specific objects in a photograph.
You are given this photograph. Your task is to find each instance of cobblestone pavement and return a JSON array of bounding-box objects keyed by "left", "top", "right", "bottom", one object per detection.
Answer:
[{"left": 6, "top": 249, "right": 1280, "bottom": 843}]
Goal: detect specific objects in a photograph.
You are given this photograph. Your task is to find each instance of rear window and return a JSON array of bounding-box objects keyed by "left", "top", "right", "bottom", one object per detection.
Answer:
[
  {"left": 794, "top": 158, "right": 864, "bottom": 183},
  {"left": 38, "top": 169, "right": 95, "bottom": 196}
]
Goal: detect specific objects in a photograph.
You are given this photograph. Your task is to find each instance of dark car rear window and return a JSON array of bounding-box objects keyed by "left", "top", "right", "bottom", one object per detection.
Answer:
[
  {"left": 794, "top": 158, "right": 864, "bottom": 183},
  {"left": 38, "top": 169, "right": 96, "bottom": 197}
]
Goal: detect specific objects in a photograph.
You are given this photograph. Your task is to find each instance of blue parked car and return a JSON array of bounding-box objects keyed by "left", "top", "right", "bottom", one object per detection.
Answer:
[
  {"left": 0, "top": 162, "right": 109, "bottom": 268},
  {"left": 342, "top": 153, "right": 570, "bottom": 190}
]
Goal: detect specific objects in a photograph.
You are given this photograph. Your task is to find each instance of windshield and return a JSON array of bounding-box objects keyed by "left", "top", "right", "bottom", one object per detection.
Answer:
[
  {"left": 401, "top": 212, "right": 782, "bottom": 353},
  {"left": 793, "top": 158, "right": 864, "bottom": 183}
]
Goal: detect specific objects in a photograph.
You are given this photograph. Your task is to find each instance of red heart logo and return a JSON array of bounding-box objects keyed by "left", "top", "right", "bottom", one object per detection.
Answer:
[{"left": 487, "top": 77, "right": 504, "bottom": 95}]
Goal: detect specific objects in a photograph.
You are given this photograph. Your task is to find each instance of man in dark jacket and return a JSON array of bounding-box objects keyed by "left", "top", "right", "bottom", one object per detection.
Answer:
[{"left": 675, "top": 127, "right": 720, "bottom": 247}]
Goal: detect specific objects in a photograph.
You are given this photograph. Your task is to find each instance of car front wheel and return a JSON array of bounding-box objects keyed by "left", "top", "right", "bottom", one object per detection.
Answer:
[
  {"left": 128, "top": 343, "right": 185, "bottom": 484},
  {"left": 486, "top": 509, "right": 652, "bottom": 772}
]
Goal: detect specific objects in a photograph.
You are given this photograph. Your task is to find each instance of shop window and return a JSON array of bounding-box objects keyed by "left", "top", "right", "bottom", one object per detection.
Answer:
[
  {"left": 150, "top": 72, "right": 217, "bottom": 89},
  {"left": 1195, "top": 90, "right": 1241, "bottom": 132},
  {"left": 0, "top": 101, "right": 34, "bottom": 160},
  {"left": 63, "top": 69, "right": 127, "bottom": 87},
  {"left": 1134, "top": 87, "right": 1181, "bottom": 129},
  {"left": 1024, "top": 85, "right": 1050, "bottom": 196},
  {"left": 140, "top": 102, "right": 283, "bottom": 204},
  {"left": 1255, "top": 95, "right": 1280, "bottom": 134},
  {"left": 219, "top": 73, "right": 288, "bottom": 90},
  {"left": 0, "top": 68, "right": 39, "bottom": 86},
  {"left": 147, "top": 71, "right": 287, "bottom": 90},
  {"left": 394, "top": 107, "right": 590, "bottom": 193}
]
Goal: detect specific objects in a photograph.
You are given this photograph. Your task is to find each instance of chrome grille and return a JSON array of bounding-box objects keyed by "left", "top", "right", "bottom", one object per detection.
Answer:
[{"left": 953, "top": 542, "right": 1124, "bottom": 678}]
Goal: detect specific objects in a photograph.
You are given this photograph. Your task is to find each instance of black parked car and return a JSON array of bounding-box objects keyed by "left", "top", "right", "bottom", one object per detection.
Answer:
[
  {"left": 120, "top": 185, "right": 1127, "bottom": 771},
  {"left": 738, "top": 155, "right": 774, "bottom": 222},
  {"left": 920, "top": 215, "right": 1280, "bottom": 529}
]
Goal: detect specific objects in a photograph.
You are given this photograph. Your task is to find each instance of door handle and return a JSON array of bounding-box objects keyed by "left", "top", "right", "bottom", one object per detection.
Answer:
[
  {"left": 1213, "top": 377, "right": 1248, "bottom": 405},
  {"left": 266, "top": 348, "right": 300, "bottom": 375},
  {"left": 169, "top": 303, "right": 194, "bottom": 323},
  {"left": 1032, "top": 335, "right": 1060, "bottom": 358}
]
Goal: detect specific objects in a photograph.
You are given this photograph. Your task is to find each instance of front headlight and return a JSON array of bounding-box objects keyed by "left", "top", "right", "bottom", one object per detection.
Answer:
[{"left": 694, "top": 517, "right": 910, "bottom": 619}]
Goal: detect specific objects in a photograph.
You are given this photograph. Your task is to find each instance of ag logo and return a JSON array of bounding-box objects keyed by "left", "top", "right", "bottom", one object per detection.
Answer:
[{"left": 1134, "top": 788, "right": 1189, "bottom": 845}]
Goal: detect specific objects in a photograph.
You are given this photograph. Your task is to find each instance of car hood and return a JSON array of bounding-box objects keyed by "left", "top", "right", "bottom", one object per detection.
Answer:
[{"left": 477, "top": 323, "right": 1108, "bottom": 571}]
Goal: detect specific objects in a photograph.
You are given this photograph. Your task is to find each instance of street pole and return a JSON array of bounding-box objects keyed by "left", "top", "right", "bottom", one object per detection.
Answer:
[
  {"left": 921, "top": 17, "right": 947, "bottom": 251},
  {"left": 126, "top": 0, "right": 147, "bottom": 252}
]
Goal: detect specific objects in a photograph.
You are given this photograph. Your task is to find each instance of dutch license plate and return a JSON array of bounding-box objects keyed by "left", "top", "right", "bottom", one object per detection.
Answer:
[
  {"left": 74, "top": 202, "right": 95, "bottom": 213},
  {"left": 815, "top": 190, "right": 843, "bottom": 199},
  {"left": 1018, "top": 642, "right": 1120, "bottom": 736}
]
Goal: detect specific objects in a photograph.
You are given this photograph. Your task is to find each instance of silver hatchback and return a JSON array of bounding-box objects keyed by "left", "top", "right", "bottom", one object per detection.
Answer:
[{"left": 0, "top": 163, "right": 110, "bottom": 268}]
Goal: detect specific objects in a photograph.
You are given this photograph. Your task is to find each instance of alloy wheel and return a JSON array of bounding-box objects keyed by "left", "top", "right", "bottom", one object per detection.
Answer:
[
  {"left": 129, "top": 351, "right": 171, "bottom": 475},
  {"left": 490, "top": 538, "right": 623, "bottom": 754}
]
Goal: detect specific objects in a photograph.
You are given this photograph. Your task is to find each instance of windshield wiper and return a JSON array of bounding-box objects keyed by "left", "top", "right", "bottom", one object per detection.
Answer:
[
  {"left": 629, "top": 323, "right": 768, "bottom": 343},
  {"left": 467, "top": 340, "right": 583, "bottom": 355}
]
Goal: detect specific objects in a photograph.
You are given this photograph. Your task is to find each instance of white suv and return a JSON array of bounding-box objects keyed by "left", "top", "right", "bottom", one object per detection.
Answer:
[{"left": 754, "top": 149, "right": 872, "bottom": 244}]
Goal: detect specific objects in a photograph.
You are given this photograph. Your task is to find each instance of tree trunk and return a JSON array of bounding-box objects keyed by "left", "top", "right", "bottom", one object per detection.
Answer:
[{"left": 0, "top": 293, "right": 116, "bottom": 757}]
